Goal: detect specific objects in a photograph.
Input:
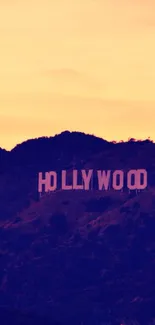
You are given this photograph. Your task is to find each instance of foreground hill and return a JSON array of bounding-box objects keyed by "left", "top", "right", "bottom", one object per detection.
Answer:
[
  {"left": 0, "top": 132, "right": 155, "bottom": 324},
  {"left": 0, "top": 308, "right": 60, "bottom": 325}
]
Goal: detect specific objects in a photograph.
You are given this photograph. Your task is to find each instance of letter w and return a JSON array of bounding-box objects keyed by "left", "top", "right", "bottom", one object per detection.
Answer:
[{"left": 97, "top": 170, "right": 111, "bottom": 190}]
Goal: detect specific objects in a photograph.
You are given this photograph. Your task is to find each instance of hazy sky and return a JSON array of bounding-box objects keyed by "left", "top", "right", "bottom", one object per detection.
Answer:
[{"left": 0, "top": 0, "right": 155, "bottom": 149}]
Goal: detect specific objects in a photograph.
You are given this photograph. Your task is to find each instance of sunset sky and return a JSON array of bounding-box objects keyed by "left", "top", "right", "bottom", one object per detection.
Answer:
[{"left": 0, "top": 0, "right": 155, "bottom": 150}]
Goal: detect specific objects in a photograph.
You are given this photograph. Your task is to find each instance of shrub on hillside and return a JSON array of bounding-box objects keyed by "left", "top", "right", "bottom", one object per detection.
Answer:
[{"left": 49, "top": 213, "right": 68, "bottom": 235}]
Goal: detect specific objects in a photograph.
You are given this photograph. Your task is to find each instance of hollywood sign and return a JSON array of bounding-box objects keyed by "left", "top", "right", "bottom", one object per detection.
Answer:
[{"left": 38, "top": 169, "right": 147, "bottom": 193}]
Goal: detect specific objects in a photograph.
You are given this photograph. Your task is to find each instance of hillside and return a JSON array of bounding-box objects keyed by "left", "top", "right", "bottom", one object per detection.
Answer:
[{"left": 0, "top": 132, "right": 155, "bottom": 324}]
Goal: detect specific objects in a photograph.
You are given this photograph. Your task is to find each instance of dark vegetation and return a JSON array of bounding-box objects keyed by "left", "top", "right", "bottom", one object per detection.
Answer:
[
  {"left": 50, "top": 213, "right": 68, "bottom": 234},
  {"left": 0, "top": 308, "right": 60, "bottom": 325},
  {"left": 85, "top": 196, "right": 112, "bottom": 212}
]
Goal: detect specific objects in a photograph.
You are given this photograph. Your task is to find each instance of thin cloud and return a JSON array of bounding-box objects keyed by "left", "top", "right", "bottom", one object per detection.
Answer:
[
  {"left": 43, "top": 68, "right": 79, "bottom": 77},
  {"left": 39, "top": 68, "right": 102, "bottom": 96}
]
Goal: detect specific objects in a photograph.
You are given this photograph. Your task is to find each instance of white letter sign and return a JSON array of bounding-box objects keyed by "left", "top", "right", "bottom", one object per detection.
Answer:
[
  {"left": 97, "top": 170, "right": 111, "bottom": 190},
  {"left": 112, "top": 170, "right": 124, "bottom": 190}
]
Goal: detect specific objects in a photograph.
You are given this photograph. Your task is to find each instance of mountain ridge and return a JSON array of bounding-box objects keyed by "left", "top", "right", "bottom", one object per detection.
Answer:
[{"left": 0, "top": 130, "right": 154, "bottom": 153}]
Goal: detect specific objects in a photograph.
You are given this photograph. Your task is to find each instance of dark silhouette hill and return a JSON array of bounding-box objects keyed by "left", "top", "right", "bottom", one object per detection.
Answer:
[
  {"left": 0, "top": 131, "right": 155, "bottom": 325},
  {"left": 1, "top": 131, "right": 112, "bottom": 171}
]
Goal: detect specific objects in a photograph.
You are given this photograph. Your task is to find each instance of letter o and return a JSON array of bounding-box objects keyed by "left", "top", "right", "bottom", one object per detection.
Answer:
[
  {"left": 112, "top": 170, "right": 124, "bottom": 190},
  {"left": 127, "top": 170, "right": 138, "bottom": 190},
  {"left": 47, "top": 171, "right": 57, "bottom": 191}
]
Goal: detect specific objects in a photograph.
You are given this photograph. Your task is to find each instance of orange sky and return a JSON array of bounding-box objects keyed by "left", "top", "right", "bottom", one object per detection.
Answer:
[{"left": 0, "top": 0, "right": 155, "bottom": 150}]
